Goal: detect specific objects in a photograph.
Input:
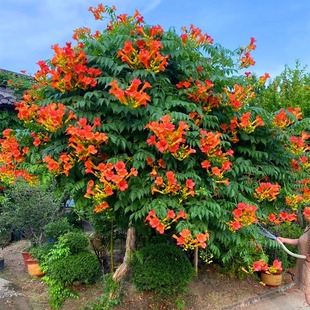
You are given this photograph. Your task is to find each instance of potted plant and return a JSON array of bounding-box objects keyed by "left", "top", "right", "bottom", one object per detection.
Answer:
[{"left": 251, "top": 259, "right": 283, "bottom": 287}]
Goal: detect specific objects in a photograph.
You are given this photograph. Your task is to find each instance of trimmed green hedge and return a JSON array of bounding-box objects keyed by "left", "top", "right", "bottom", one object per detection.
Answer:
[
  {"left": 131, "top": 243, "right": 194, "bottom": 295},
  {"left": 48, "top": 251, "right": 100, "bottom": 286}
]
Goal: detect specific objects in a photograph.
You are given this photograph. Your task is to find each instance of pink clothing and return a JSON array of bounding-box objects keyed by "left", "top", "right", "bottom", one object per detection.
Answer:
[{"left": 295, "top": 226, "right": 310, "bottom": 294}]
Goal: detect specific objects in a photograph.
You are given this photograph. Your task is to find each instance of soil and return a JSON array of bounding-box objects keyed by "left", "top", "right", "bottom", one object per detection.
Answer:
[{"left": 0, "top": 240, "right": 294, "bottom": 310}]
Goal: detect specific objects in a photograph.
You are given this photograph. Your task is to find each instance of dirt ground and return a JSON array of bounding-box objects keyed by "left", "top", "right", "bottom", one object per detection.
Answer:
[{"left": 0, "top": 240, "right": 294, "bottom": 310}]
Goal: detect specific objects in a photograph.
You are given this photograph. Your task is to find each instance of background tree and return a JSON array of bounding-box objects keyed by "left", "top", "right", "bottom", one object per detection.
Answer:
[{"left": 253, "top": 60, "right": 310, "bottom": 117}]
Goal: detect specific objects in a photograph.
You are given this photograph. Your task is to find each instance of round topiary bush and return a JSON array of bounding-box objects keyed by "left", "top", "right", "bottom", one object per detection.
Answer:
[
  {"left": 131, "top": 243, "right": 195, "bottom": 295},
  {"left": 48, "top": 251, "right": 101, "bottom": 286},
  {"left": 43, "top": 217, "right": 72, "bottom": 242},
  {"left": 58, "top": 231, "right": 89, "bottom": 254}
]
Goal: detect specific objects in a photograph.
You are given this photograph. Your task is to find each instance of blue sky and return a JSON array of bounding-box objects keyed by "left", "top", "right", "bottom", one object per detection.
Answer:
[{"left": 1, "top": 0, "right": 310, "bottom": 79}]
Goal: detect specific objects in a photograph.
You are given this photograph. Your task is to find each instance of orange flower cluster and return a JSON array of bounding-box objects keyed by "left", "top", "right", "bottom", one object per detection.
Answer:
[
  {"left": 151, "top": 170, "right": 195, "bottom": 202},
  {"left": 199, "top": 130, "right": 223, "bottom": 157},
  {"left": 66, "top": 118, "right": 108, "bottom": 163},
  {"left": 287, "top": 132, "right": 310, "bottom": 155},
  {"left": 30, "top": 132, "right": 50, "bottom": 147},
  {"left": 302, "top": 187, "right": 310, "bottom": 203},
  {"left": 259, "top": 72, "right": 271, "bottom": 84},
  {"left": 254, "top": 182, "right": 281, "bottom": 202},
  {"left": 85, "top": 161, "right": 138, "bottom": 212},
  {"left": 145, "top": 209, "right": 187, "bottom": 234},
  {"left": 272, "top": 107, "right": 302, "bottom": 129},
  {"left": 43, "top": 153, "right": 74, "bottom": 177},
  {"left": 236, "top": 112, "right": 264, "bottom": 133},
  {"left": 220, "top": 112, "right": 264, "bottom": 143},
  {"left": 180, "top": 24, "right": 214, "bottom": 47},
  {"left": 0, "top": 129, "right": 33, "bottom": 183},
  {"left": 117, "top": 25, "right": 168, "bottom": 73},
  {"left": 36, "top": 103, "right": 67, "bottom": 133},
  {"left": 176, "top": 78, "right": 219, "bottom": 112},
  {"left": 200, "top": 130, "right": 233, "bottom": 182},
  {"left": 173, "top": 229, "right": 210, "bottom": 250},
  {"left": 88, "top": 3, "right": 106, "bottom": 20},
  {"left": 201, "top": 159, "right": 232, "bottom": 182},
  {"left": 0, "top": 129, "right": 29, "bottom": 165},
  {"left": 291, "top": 155, "right": 310, "bottom": 172},
  {"left": 42, "top": 118, "right": 107, "bottom": 176},
  {"left": 251, "top": 259, "right": 282, "bottom": 275},
  {"left": 146, "top": 115, "right": 196, "bottom": 160},
  {"left": 109, "top": 78, "right": 151, "bottom": 108},
  {"left": 35, "top": 42, "right": 101, "bottom": 93},
  {"left": 240, "top": 37, "right": 256, "bottom": 68},
  {"left": 285, "top": 194, "right": 304, "bottom": 211},
  {"left": 303, "top": 207, "right": 310, "bottom": 220},
  {"left": 267, "top": 211, "right": 297, "bottom": 226},
  {"left": 15, "top": 85, "right": 43, "bottom": 122},
  {"left": 72, "top": 23, "right": 103, "bottom": 42},
  {"left": 223, "top": 84, "right": 255, "bottom": 111},
  {"left": 227, "top": 202, "right": 258, "bottom": 231}
]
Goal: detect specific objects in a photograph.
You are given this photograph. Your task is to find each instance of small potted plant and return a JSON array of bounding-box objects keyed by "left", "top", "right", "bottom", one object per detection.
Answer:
[{"left": 251, "top": 259, "right": 283, "bottom": 286}]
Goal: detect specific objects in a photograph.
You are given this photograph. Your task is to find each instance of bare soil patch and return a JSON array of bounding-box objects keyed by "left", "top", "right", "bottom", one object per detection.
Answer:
[{"left": 0, "top": 240, "right": 293, "bottom": 309}]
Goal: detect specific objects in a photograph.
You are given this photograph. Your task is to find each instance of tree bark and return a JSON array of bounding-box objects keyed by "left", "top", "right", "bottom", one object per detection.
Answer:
[{"left": 112, "top": 226, "right": 136, "bottom": 282}]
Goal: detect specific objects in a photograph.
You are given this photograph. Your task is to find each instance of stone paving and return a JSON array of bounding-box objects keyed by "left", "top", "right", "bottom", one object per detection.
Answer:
[{"left": 0, "top": 278, "right": 31, "bottom": 310}]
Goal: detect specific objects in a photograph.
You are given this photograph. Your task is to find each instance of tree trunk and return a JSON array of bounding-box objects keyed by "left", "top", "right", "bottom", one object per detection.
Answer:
[
  {"left": 194, "top": 247, "right": 198, "bottom": 276},
  {"left": 112, "top": 226, "right": 136, "bottom": 283}
]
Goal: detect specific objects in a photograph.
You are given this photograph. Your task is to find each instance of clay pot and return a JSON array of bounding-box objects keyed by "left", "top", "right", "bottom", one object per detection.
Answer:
[
  {"left": 21, "top": 251, "right": 34, "bottom": 272},
  {"left": 261, "top": 271, "right": 283, "bottom": 287},
  {"left": 26, "top": 258, "right": 45, "bottom": 277}
]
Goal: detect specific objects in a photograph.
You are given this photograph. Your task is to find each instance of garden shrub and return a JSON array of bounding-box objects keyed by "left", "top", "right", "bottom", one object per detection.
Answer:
[
  {"left": 40, "top": 231, "right": 101, "bottom": 309},
  {"left": 131, "top": 243, "right": 194, "bottom": 295},
  {"left": 63, "top": 210, "right": 82, "bottom": 228},
  {"left": 43, "top": 217, "right": 72, "bottom": 242},
  {"left": 0, "top": 178, "right": 63, "bottom": 247},
  {"left": 58, "top": 231, "right": 89, "bottom": 253},
  {"left": 29, "top": 243, "right": 53, "bottom": 265},
  {"left": 47, "top": 251, "right": 101, "bottom": 285}
]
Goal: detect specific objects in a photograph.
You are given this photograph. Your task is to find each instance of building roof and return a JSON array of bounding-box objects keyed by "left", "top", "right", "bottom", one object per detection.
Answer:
[{"left": 0, "top": 86, "right": 16, "bottom": 108}]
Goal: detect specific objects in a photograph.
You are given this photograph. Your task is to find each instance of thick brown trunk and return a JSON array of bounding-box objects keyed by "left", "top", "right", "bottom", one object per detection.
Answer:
[{"left": 112, "top": 226, "right": 136, "bottom": 282}]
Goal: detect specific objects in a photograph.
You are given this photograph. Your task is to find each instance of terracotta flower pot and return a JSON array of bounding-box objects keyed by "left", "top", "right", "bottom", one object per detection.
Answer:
[
  {"left": 21, "top": 251, "right": 34, "bottom": 272},
  {"left": 26, "top": 258, "right": 45, "bottom": 277},
  {"left": 261, "top": 271, "right": 283, "bottom": 287}
]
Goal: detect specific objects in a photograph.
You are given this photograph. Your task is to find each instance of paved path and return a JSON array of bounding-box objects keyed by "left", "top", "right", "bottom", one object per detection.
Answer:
[
  {"left": 0, "top": 278, "right": 31, "bottom": 310},
  {"left": 225, "top": 283, "right": 309, "bottom": 310}
]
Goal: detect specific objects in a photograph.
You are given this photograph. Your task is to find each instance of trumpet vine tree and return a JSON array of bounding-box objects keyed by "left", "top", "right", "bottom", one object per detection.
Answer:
[{"left": 1, "top": 4, "right": 310, "bottom": 279}]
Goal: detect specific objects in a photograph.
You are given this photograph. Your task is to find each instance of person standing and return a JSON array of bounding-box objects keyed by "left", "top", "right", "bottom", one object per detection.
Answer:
[{"left": 276, "top": 208, "right": 310, "bottom": 306}]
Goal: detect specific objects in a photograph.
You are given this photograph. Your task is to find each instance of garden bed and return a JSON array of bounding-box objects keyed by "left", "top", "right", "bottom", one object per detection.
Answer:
[{"left": 0, "top": 240, "right": 294, "bottom": 309}]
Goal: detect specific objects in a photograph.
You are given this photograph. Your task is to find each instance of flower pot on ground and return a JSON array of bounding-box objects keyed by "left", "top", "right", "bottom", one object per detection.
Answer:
[
  {"left": 0, "top": 257, "right": 4, "bottom": 270},
  {"left": 260, "top": 271, "right": 283, "bottom": 287},
  {"left": 21, "top": 250, "right": 34, "bottom": 272},
  {"left": 250, "top": 259, "right": 283, "bottom": 287},
  {"left": 26, "top": 258, "right": 45, "bottom": 277}
]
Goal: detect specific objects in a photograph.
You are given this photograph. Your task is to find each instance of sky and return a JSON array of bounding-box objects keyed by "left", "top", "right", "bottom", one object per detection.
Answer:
[{"left": 1, "top": 0, "right": 310, "bottom": 79}]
